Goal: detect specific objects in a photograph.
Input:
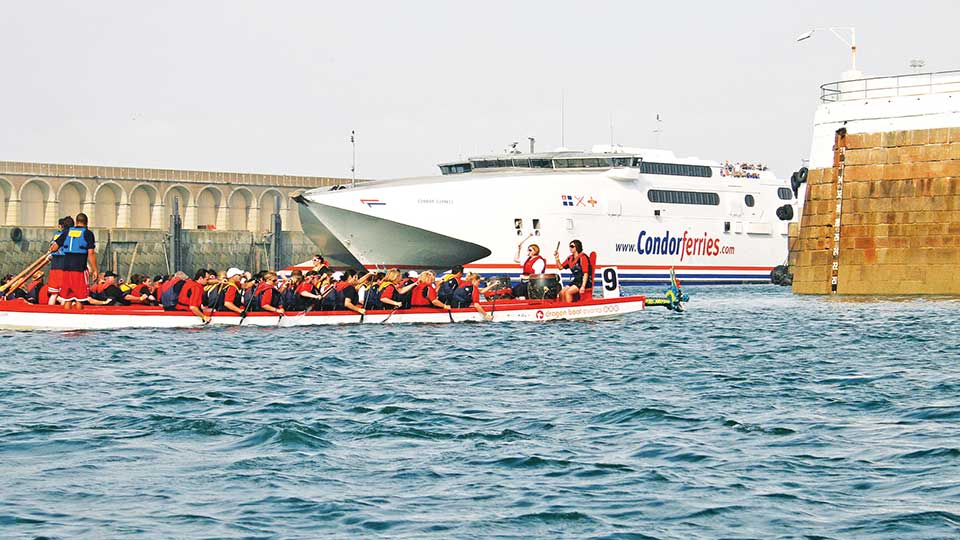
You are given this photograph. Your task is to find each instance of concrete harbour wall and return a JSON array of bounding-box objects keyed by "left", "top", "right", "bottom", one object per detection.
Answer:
[{"left": 0, "top": 226, "right": 319, "bottom": 279}]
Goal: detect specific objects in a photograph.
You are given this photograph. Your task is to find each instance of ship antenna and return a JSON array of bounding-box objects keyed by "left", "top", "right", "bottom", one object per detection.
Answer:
[
  {"left": 653, "top": 113, "right": 663, "bottom": 147},
  {"left": 609, "top": 112, "right": 614, "bottom": 147},
  {"left": 560, "top": 89, "right": 565, "bottom": 148},
  {"left": 351, "top": 130, "right": 356, "bottom": 188}
]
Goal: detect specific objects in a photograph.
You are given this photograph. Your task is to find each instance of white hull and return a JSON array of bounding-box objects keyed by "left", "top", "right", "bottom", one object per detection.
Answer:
[
  {"left": 295, "top": 148, "right": 799, "bottom": 284},
  {"left": 0, "top": 296, "right": 646, "bottom": 331}
]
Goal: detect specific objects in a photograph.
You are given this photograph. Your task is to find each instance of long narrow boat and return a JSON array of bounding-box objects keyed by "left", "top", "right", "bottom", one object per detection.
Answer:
[{"left": 0, "top": 295, "right": 649, "bottom": 331}]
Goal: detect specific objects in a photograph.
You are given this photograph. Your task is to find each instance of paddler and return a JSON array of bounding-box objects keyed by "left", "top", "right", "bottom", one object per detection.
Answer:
[
  {"left": 175, "top": 269, "right": 213, "bottom": 324},
  {"left": 450, "top": 272, "right": 493, "bottom": 320},
  {"left": 409, "top": 270, "right": 451, "bottom": 310}
]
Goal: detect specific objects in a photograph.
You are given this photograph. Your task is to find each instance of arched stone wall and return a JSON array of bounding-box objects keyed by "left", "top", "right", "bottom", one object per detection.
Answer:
[
  {"left": 129, "top": 183, "right": 159, "bottom": 229},
  {"left": 19, "top": 178, "right": 53, "bottom": 227},
  {"left": 0, "top": 177, "right": 11, "bottom": 226},
  {"left": 227, "top": 188, "right": 253, "bottom": 231},
  {"left": 94, "top": 182, "right": 124, "bottom": 229},
  {"left": 57, "top": 180, "right": 89, "bottom": 221},
  {"left": 196, "top": 186, "right": 223, "bottom": 229},
  {"left": 258, "top": 189, "right": 285, "bottom": 232}
]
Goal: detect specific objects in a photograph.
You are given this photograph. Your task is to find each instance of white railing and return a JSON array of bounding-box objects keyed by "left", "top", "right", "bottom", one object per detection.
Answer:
[{"left": 820, "top": 70, "right": 960, "bottom": 103}]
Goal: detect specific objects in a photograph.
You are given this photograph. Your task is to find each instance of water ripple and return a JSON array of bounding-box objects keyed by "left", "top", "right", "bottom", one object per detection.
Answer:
[{"left": 1, "top": 286, "right": 959, "bottom": 539}]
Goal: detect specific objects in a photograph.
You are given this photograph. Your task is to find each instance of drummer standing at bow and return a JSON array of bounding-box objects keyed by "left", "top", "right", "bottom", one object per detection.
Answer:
[
  {"left": 554, "top": 239, "right": 590, "bottom": 303},
  {"left": 50, "top": 212, "right": 99, "bottom": 310},
  {"left": 512, "top": 236, "right": 546, "bottom": 298}
]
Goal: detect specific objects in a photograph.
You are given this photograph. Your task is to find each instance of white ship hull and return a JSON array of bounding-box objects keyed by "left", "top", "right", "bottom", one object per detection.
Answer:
[{"left": 296, "top": 148, "right": 799, "bottom": 284}]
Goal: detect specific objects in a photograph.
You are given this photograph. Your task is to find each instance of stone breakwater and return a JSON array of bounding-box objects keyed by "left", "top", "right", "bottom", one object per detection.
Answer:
[{"left": 792, "top": 127, "right": 960, "bottom": 295}]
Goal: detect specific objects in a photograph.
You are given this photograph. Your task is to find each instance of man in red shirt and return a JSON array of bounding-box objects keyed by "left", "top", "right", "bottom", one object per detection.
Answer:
[{"left": 176, "top": 269, "right": 213, "bottom": 324}]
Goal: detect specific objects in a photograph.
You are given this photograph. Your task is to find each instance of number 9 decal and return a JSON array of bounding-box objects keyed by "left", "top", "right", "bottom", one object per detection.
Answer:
[{"left": 601, "top": 267, "right": 620, "bottom": 298}]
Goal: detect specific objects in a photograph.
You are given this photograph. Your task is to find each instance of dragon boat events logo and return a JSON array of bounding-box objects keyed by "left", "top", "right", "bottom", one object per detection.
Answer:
[{"left": 614, "top": 230, "right": 735, "bottom": 260}]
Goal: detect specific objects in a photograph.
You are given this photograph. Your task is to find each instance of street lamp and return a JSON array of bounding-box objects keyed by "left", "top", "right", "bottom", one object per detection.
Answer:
[{"left": 796, "top": 27, "right": 857, "bottom": 72}]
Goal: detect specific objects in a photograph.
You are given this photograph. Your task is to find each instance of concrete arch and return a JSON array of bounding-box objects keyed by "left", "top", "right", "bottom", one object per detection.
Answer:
[
  {"left": 258, "top": 188, "right": 286, "bottom": 232},
  {"left": 129, "top": 183, "right": 160, "bottom": 229},
  {"left": 0, "top": 176, "right": 11, "bottom": 226},
  {"left": 163, "top": 184, "right": 193, "bottom": 230},
  {"left": 19, "top": 177, "right": 54, "bottom": 227},
  {"left": 196, "top": 185, "right": 224, "bottom": 229},
  {"left": 93, "top": 182, "right": 125, "bottom": 229},
  {"left": 57, "top": 180, "right": 90, "bottom": 221},
  {"left": 227, "top": 187, "right": 254, "bottom": 231}
]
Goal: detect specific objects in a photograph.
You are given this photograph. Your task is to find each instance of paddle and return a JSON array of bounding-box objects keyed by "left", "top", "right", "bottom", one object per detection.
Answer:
[
  {"left": 381, "top": 307, "right": 399, "bottom": 324},
  {"left": 237, "top": 285, "right": 257, "bottom": 326},
  {"left": 0, "top": 253, "right": 51, "bottom": 294}
]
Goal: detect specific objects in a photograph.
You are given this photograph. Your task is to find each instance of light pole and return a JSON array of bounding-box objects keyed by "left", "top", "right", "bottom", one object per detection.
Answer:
[
  {"left": 796, "top": 27, "right": 857, "bottom": 73},
  {"left": 350, "top": 130, "right": 356, "bottom": 188}
]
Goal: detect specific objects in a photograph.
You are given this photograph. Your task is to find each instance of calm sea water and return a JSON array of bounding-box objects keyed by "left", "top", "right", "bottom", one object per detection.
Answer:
[{"left": 1, "top": 285, "right": 959, "bottom": 540}]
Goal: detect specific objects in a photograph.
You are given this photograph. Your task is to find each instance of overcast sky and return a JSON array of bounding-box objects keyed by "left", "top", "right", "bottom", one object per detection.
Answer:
[{"left": 2, "top": 1, "right": 957, "bottom": 181}]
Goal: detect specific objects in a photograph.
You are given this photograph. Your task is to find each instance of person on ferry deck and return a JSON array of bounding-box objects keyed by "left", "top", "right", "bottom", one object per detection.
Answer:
[
  {"left": 176, "top": 269, "right": 212, "bottom": 324},
  {"left": 512, "top": 241, "right": 546, "bottom": 298},
  {"left": 410, "top": 270, "right": 451, "bottom": 310},
  {"left": 50, "top": 212, "right": 99, "bottom": 310},
  {"left": 311, "top": 254, "right": 329, "bottom": 274},
  {"left": 554, "top": 239, "right": 591, "bottom": 303},
  {"left": 47, "top": 216, "right": 72, "bottom": 305},
  {"left": 450, "top": 272, "right": 494, "bottom": 320}
]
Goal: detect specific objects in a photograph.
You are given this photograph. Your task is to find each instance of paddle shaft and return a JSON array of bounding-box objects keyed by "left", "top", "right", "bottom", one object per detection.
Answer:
[{"left": 0, "top": 253, "right": 51, "bottom": 294}]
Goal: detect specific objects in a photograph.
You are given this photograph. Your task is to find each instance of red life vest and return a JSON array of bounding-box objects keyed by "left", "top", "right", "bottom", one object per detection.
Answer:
[{"left": 522, "top": 255, "right": 546, "bottom": 275}]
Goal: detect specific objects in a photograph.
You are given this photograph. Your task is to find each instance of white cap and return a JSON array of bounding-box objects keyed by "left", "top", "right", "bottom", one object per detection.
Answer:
[
  {"left": 331, "top": 271, "right": 344, "bottom": 281},
  {"left": 226, "top": 267, "right": 244, "bottom": 279},
  {"left": 407, "top": 270, "right": 420, "bottom": 278}
]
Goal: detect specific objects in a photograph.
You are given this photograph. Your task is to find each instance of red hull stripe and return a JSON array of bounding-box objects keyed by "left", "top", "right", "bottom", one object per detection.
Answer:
[{"left": 287, "top": 263, "right": 773, "bottom": 272}]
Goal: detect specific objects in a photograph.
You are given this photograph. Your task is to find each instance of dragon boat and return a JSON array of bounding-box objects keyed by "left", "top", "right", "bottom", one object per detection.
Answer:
[{"left": 0, "top": 269, "right": 687, "bottom": 331}]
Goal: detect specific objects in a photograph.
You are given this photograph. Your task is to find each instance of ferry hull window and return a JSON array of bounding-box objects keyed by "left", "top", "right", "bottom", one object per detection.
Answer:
[
  {"left": 744, "top": 194, "right": 755, "bottom": 207},
  {"left": 639, "top": 161, "right": 712, "bottom": 178},
  {"left": 777, "top": 187, "right": 793, "bottom": 200},
  {"left": 647, "top": 189, "right": 720, "bottom": 206}
]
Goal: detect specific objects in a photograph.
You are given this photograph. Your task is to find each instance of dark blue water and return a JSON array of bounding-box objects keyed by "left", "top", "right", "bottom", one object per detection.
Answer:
[{"left": 1, "top": 285, "right": 959, "bottom": 539}]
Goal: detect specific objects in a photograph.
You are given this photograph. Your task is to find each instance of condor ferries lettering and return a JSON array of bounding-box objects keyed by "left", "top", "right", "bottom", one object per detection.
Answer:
[{"left": 619, "top": 230, "right": 734, "bottom": 261}]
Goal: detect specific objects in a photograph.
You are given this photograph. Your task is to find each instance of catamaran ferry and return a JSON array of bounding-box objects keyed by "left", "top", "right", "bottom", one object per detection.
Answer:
[{"left": 294, "top": 145, "right": 800, "bottom": 284}]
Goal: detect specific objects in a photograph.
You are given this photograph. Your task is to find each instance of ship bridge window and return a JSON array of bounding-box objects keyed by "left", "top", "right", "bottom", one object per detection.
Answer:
[
  {"left": 777, "top": 187, "right": 793, "bottom": 200},
  {"left": 648, "top": 189, "right": 720, "bottom": 205},
  {"left": 612, "top": 157, "right": 632, "bottom": 167},
  {"left": 531, "top": 159, "right": 553, "bottom": 168},
  {"left": 639, "top": 161, "right": 713, "bottom": 178},
  {"left": 440, "top": 162, "right": 473, "bottom": 175}
]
